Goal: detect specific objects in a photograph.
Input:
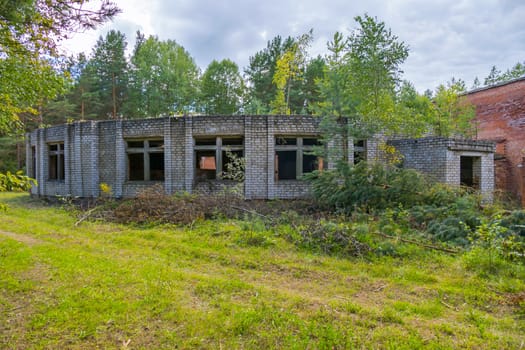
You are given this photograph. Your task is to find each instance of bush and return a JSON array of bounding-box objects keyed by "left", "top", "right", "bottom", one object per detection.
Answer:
[
  {"left": 500, "top": 210, "right": 525, "bottom": 238},
  {"left": 464, "top": 214, "right": 525, "bottom": 274},
  {"left": 420, "top": 196, "right": 482, "bottom": 246},
  {"left": 307, "top": 161, "right": 429, "bottom": 213},
  {"left": 0, "top": 171, "right": 36, "bottom": 192}
]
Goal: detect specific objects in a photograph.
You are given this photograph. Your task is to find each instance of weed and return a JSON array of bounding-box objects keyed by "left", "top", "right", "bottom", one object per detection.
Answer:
[
  {"left": 293, "top": 220, "right": 371, "bottom": 257},
  {"left": 1, "top": 192, "right": 524, "bottom": 349}
]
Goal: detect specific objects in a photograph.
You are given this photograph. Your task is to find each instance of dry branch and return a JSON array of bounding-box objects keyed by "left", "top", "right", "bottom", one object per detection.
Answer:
[{"left": 371, "top": 231, "right": 460, "bottom": 254}]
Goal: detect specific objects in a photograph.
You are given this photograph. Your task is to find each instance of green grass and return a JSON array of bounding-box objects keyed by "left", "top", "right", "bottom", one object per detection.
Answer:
[{"left": 0, "top": 192, "right": 524, "bottom": 349}]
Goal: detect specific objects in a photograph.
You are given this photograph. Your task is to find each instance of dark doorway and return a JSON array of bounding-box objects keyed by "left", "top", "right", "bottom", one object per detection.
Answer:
[{"left": 460, "top": 156, "right": 480, "bottom": 189}]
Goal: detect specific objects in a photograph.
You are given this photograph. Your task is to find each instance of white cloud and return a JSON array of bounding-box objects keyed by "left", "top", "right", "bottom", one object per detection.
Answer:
[{"left": 61, "top": 0, "right": 525, "bottom": 92}]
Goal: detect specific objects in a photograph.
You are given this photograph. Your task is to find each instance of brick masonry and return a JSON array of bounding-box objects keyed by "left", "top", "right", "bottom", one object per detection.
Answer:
[
  {"left": 467, "top": 77, "right": 525, "bottom": 205},
  {"left": 26, "top": 115, "right": 495, "bottom": 201},
  {"left": 389, "top": 137, "right": 495, "bottom": 202}
]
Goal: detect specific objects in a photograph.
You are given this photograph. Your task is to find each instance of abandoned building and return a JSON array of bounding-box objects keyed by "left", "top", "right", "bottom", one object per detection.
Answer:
[
  {"left": 467, "top": 76, "right": 525, "bottom": 206},
  {"left": 25, "top": 115, "right": 495, "bottom": 201}
]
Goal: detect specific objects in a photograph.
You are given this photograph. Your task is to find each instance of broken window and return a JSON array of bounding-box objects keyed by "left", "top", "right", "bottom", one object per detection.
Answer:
[
  {"left": 48, "top": 143, "right": 64, "bottom": 181},
  {"left": 275, "top": 137, "right": 323, "bottom": 180},
  {"left": 353, "top": 139, "right": 367, "bottom": 164},
  {"left": 194, "top": 136, "right": 244, "bottom": 181},
  {"left": 126, "top": 139, "right": 165, "bottom": 181},
  {"left": 460, "top": 156, "right": 481, "bottom": 189}
]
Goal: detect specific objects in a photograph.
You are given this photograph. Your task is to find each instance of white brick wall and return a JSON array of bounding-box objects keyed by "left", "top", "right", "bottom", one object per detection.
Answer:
[{"left": 26, "top": 118, "right": 496, "bottom": 201}]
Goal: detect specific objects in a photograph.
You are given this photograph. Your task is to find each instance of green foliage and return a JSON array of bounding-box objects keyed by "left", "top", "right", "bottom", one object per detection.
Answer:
[
  {"left": 394, "top": 81, "right": 436, "bottom": 137},
  {"left": 307, "top": 161, "right": 429, "bottom": 213},
  {"left": 0, "top": 136, "right": 21, "bottom": 172},
  {"left": 464, "top": 214, "right": 525, "bottom": 275},
  {"left": 347, "top": 14, "right": 409, "bottom": 133},
  {"left": 0, "top": 171, "right": 36, "bottom": 192},
  {"left": 483, "top": 62, "right": 525, "bottom": 87},
  {"left": 0, "top": 0, "right": 119, "bottom": 133},
  {"left": 82, "top": 30, "right": 129, "bottom": 119},
  {"left": 126, "top": 34, "right": 200, "bottom": 117},
  {"left": 314, "top": 15, "right": 410, "bottom": 165},
  {"left": 271, "top": 30, "right": 313, "bottom": 114},
  {"left": 200, "top": 59, "right": 244, "bottom": 115},
  {"left": 220, "top": 150, "right": 245, "bottom": 182},
  {"left": 431, "top": 79, "right": 476, "bottom": 137},
  {"left": 245, "top": 35, "right": 296, "bottom": 113},
  {"left": 418, "top": 194, "right": 482, "bottom": 246},
  {"left": 0, "top": 55, "right": 68, "bottom": 134},
  {"left": 500, "top": 210, "right": 525, "bottom": 238}
]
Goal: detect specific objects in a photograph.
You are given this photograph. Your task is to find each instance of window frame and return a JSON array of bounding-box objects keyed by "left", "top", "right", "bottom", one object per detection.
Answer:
[
  {"left": 353, "top": 139, "right": 367, "bottom": 164},
  {"left": 275, "top": 136, "right": 323, "bottom": 181},
  {"left": 194, "top": 136, "right": 244, "bottom": 181},
  {"left": 126, "top": 139, "right": 165, "bottom": 181},
  {"left": 48, "top": 142, "right": 64, "bottom": 181}
]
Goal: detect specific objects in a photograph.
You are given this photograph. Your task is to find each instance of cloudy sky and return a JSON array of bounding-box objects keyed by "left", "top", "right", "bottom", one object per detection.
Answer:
[{"left": 63, "top": 0, "right": 525, "bottom": 92}]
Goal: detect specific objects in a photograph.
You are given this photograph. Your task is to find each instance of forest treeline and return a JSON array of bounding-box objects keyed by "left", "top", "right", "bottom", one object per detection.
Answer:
[
  {"left": 5, "top": 18, "right": 521, "bottom": 138},
  {"left": 0, "top": 2, "right": 523, "bottom": 172}
]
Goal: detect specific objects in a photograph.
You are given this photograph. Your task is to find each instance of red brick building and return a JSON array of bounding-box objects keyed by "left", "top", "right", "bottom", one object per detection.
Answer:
[{"left": 467, "top": 77, "right": 525, "bottom": 206}]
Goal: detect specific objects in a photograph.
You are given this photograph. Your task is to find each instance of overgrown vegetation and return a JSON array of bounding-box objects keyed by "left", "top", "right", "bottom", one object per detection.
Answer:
[
  {"left": 0, "top": 171, "right": 36, "bottom": 211},
  {"left": 0, "top": 192, "right": 524, "bottom": 349},
  {"left": 307, "top": 161, "right": 525, "bottom": 269}
]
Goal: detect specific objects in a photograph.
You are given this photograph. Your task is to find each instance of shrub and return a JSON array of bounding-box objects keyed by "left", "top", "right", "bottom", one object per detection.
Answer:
[
  {"left": 307, "top": 161, "right": 429, "bottom": 213},
  {"left": 0, "top": 171, "right": 36, "bottom": 192},
  {"left": 500, "top": 210, "right": 525, "bottom": 238},
  {"left": 464, "top": 214, "right": 525, "bottom": 274}
]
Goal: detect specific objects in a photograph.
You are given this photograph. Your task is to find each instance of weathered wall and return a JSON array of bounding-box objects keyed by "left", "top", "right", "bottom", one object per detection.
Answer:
[
  {"left": 26, "top": 116, "right": 495, "bottom": 201},
  {"left": 389, "top": 137, "right": 495, "bottom": 201},
  {"left": 467, "top": 78, "right": 525, "bottom": 205}
]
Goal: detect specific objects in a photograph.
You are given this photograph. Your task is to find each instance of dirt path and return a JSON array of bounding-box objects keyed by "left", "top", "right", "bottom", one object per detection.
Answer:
[{"left": 0, "top": 230, "right": 42, "bottom": 246}]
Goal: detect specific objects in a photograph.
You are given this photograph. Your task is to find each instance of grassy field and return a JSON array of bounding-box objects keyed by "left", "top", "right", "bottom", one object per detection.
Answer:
[{"left": 1, "top": 192, "right": 524, "bottom": 349}]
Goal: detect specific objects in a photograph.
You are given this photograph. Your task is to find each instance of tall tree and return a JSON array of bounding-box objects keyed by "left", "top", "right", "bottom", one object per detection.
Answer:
[
  {"left": 126, "top": 35, "right": 200, "bottom": 117},
  {"left": 346, "top": 14, "right": 409, "bottom": 135},
  {"left": 432, "top": 79, "right": 475, "bottom": 137},
  {"left": 0, "top": 0, "right": 120, "bottom": 133},
  {"left": 84, "top": 30, "right": 129, "bottom": 119},
  {"left": 200, "top": 59, "right": 244, "bottom": 115},
  {"left": 302, "top": 56, "right": 326, "bottom": 114},
  {"left": 394, "top": 81, "right": 435, "bottom": 137},
  {"left": 315, "top": 15, "right": 409, "bottom": 162},
  {"left": 244, "top": 35, "right": 295, "bottom": 113},
  {"left": 314, "top": 32, "right": 355, "bottom": 162},
  {"left": 66, "top": 53, "right": 103, "bottom": 120},
  {"left": 271, "top": 30, "right": 313, "bottom": 114}
]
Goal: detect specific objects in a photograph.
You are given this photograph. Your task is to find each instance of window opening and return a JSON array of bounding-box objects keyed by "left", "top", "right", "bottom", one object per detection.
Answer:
[
  {"left": 275, "top": 136, "right": 323, "bottom": 180},
  {"left": 48, "top": 143, "right": 64, "bottom": 180},
  {"left": 354, "top": 139, "right": 367, "bottom": 164},
  {"left": 126, "top": 139, "right": 164, "bottom": 181},
  {"left": 194, "top": 136, "right": 244, "bottom": 181}
]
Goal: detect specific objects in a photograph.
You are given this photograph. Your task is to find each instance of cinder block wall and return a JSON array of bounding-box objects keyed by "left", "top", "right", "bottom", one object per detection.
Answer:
[
  {"left": 389, "top": 137, "right": 495, "bottom": 201},
  {"left": 26, "top": 117, "right": 495, "bottom": 201},
  {"left": 26, "top": 116, "right": 328, "bottom": 200}
]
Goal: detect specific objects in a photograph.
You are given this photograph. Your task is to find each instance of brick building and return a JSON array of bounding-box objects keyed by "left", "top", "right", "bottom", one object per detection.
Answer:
[
  {"left": 26, "top": 115, "right": 495, "bottom": 200},
  {"left": 467, "top": 77, "right": 525, "bottom": 206}
]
